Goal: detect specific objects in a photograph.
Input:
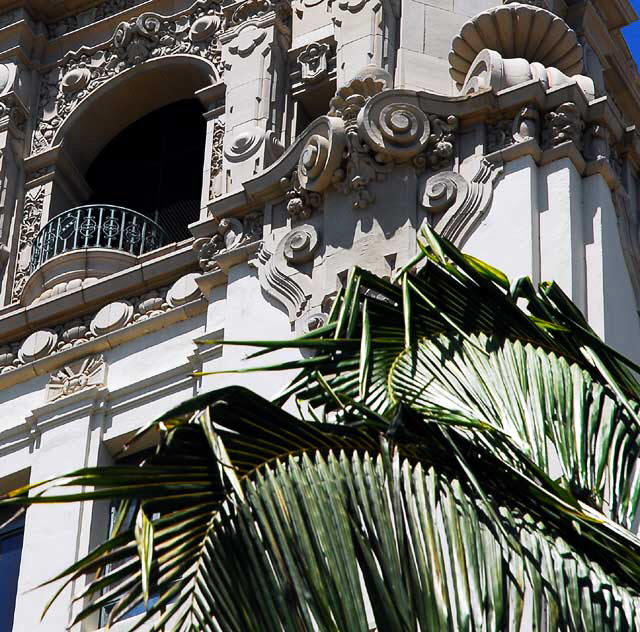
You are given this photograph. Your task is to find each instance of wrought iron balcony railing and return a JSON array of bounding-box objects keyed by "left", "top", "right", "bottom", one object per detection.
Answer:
[{"left": 29, "top": 205, "right": 169, "bottom": 275}]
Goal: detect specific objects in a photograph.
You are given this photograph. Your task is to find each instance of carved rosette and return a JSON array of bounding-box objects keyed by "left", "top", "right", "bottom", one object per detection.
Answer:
[{"left": 358, "top": 92, "right": 431, "bottom": 163}]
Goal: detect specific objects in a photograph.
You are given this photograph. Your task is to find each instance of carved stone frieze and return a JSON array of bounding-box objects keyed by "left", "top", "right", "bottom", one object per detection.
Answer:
[
  {"left": 225, "top": 0, "right": 288, "bottom": 26},
  {"left": 295, "top": 79, "right": 461, "bottom": 208},
  {"left": 487, "top": 106, "right": 539, "bottom": 153},
  {"left": 584, "top": 123, "right": 611, "bottom": 161},
  {"left": 421, "top": 159, "right": 503, "bottom": 245},
  {"left": 1, "top": 274, "right": 203, "bottom": 374},
  {"left": 194, "top": 211, "right": 263, "bottom": 272},
  {"left": 47, "top": 1, "right": 140, "bottom": 38},
  {"left": 33, "top": 1, "right": 224, "bottom": 155},
  {"left": 412, "top": 114, "right": 459, "bottom": 172},
  {"left": 256, "top": 224, "right": 320, "bottom": 321},
  {"left": 542, "top": 102, "right": 584, "bottom": 150},
  {"left": 12, "top": 188, "right": 45, "bottom": 302},
  {"left": 46, "top": 355, "right": 106, "bottom": 402}
]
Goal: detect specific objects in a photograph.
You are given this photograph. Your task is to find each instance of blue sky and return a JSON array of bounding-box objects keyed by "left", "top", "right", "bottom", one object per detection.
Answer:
[{"left": 625, "top": 0, "right": 640, "bottom": 62}]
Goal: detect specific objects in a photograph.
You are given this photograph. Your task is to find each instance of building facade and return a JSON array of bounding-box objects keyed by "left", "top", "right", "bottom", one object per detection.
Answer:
[{"left": 0, "top": 0, "right": 638, "bottom": 630}]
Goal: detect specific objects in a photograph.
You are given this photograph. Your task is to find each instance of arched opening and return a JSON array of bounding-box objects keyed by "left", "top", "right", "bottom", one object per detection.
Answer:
[{"left": 85, "top": 99, "right": 206, "bottom": 242}]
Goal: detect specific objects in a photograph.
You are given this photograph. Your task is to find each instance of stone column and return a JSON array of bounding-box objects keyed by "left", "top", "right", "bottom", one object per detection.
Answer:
[
  {"left": 584, "top": 173, "right": 640, "bottom": 364},
  {"left": 465, "top": 155, "right": 541, "bottom": 283},
  {"left": 332, "top": 0, "right": 398, "bottom": 87},
  {"left": 539, "top": 157, "right": 586, "bottom": 312},
  {"left": 0, "top": 60, "right": 30, "bottom": 306},
  {"left": 218, "top": 8, "right": 289, "bottom": 195},
  {"left": 12, "top": 389, "right": 107, "bottom": 632}
]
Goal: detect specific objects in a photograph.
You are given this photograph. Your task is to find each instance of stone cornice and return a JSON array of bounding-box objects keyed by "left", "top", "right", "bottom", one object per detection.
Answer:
[
  {"left": 195, "top": 80, "right": 640, "bottom": 227},
  {"left": 0, "top": 295, "right": 206, "bottom": 391}
]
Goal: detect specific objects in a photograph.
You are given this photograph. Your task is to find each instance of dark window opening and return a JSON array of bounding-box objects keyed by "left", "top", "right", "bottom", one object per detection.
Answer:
[
  {"left": 0, "top": 508, "right": 25, "bottom": 632},
  {"left": 85, "top": 99, "right": 206, "bottom": 243}
]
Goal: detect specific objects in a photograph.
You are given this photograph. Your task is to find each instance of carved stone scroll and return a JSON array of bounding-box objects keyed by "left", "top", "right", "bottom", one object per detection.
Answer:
[
  {"left": 257, "top": 225, "right": 320, "bottom": 321},
  {"left": 358, "top": 91, "right": 431, "bottom": 163},
  {"left": 297, "top": 116, "right": 346, "bottom": 192},
  {"left": 421, "top": 159, "right": 503, "bottom": 245}
]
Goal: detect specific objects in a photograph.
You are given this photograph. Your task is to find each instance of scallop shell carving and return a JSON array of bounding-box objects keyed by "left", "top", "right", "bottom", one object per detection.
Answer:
[{"left": 448, "top": 3, "right": 583, "bottom": 85}]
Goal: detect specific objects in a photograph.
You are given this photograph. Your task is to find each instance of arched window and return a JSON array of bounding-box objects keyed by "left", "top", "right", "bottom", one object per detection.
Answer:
[{"left": 85, "top": 99, "right": 206, "bottom": 242}]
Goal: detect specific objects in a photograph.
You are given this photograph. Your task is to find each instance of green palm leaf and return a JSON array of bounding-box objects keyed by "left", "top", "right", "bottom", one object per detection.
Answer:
[{"left": 3, "top": 228, "right": 640, "bottom": 631}]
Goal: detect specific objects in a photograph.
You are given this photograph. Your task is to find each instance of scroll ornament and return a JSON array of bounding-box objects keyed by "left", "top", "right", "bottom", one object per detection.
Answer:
[
  {"left": 256, "top": 225, "right": 320, "bottom": 321},
  {"left": 421, "top": 159, "right": 503, "bottom": 245}
]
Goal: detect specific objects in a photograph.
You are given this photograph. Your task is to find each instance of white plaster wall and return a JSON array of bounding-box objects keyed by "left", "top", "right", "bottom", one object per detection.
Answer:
[
  {"left": 583, "top": 174, "right": 640, "bottom": 364},
  {"left": 464, "top": 155, "right": 540, "bottom": 282}
]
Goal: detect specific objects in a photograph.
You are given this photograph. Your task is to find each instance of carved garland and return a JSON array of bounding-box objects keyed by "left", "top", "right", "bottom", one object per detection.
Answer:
[{"left": 33, "top": 1, "right": 225, "bottom": 155}]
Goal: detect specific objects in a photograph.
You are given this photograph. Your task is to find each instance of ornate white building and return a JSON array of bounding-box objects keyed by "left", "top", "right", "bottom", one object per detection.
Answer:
[{"left": 0, "top": 0, "right": 639, "bottom": 629}]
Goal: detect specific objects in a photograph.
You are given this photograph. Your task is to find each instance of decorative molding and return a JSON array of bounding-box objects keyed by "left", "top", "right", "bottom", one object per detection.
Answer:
[
  {"left": 12, "top": 187, "right": 45, "bottom": 302},
  {"left": 449, "top": 3, "right": 583, "bottom": 85},
  {"left": 47, "top": 1, "right": 141, "bottom": 39},
  {"left": 298, "top": 42, "right": 329, "bottom": 83},
  {"left": 584, "top": 123, "right": 611, "bottom": 161},
  {"left": 32, "top": 1, "right": 224, "bottom": 155},
  {"left": 542, "top": 102, "right": 584, "bottom": 150},
  {"left": 228, "top": 23, "right": 267, "bottom": 56},
  {"left": 421, "top": 159, "right": 503, "bottom": 246},
  {"left": 0, "top": 276, "right": 203, "bottom": 375},
  {"left": 462, "top": 49, "right": 595, "bottom": 102},
  {"left": 46, "top": 355, "right": 106, "bottom": 402},
  {"left": 256, "top": 225, "right": 320, "bottom": 321},
  {"left": 487, "top": 106, "right": 539, "bottom": 153},
  {"left": 194, "top": 211, "right": 263, "bottom": 272},
  {"left": 209, "top": 118, "right": 225, "bottom": 199}
]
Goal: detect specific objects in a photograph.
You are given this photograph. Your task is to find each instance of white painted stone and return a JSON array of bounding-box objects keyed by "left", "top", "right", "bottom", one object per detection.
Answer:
[
  {"left": 18, "top": 330, "right": 58, "bottom": 363},
  {"left": 167, "top": 273, "right": 202, "bottom": 307},
  {"left": 90, "top": 301, "right": 134, "bottom": 336}
]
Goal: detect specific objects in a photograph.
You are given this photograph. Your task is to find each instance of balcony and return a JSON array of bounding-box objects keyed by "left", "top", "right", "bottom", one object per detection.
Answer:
[{"left": 24, "top": 205, "right": 168, "bottom": 304}]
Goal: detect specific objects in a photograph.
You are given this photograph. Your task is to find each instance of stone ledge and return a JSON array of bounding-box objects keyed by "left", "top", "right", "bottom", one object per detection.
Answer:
[
  {"left": 0, "top": 242, "right": 199, "bottom": 345},
  {"left": 0, "top": 295, "right": 207, "bottom": 391}
]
